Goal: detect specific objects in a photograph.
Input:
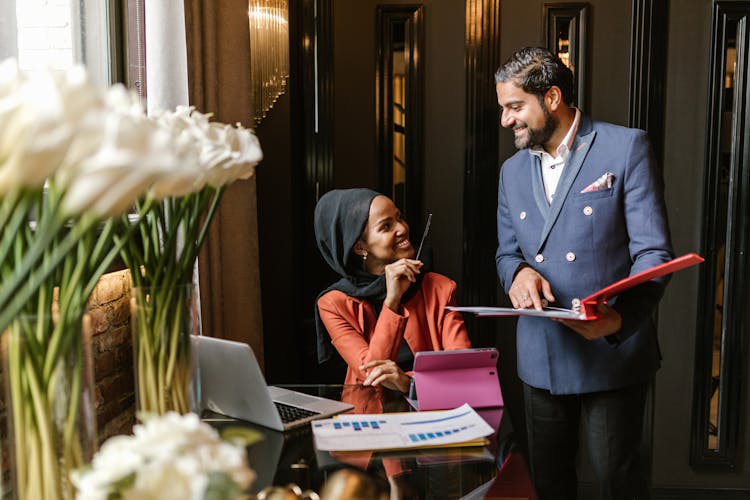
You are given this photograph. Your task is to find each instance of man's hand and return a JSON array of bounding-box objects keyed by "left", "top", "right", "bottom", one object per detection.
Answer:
[
  {"left": 509, "top": 266, "right": 555, "bottom": 310},
  {"left": 556, "top": 301, "right": 622, "bottom": 340}
]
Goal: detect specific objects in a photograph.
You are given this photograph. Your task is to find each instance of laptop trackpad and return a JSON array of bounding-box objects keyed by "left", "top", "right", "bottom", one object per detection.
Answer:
[
  {"left": 268, "top": 387, "right": 320, "bottom": 406},
  {"left": 276, "top": 392, "right": 319, "bottom": 406}
]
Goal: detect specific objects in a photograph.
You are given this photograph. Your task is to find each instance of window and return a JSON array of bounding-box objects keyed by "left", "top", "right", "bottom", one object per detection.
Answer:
[
  {"left": 0, "top": 0, "right": 135, "bottom": 88},
  {"left": 692, "top": 1, "right": 750, "bottom": 469}
]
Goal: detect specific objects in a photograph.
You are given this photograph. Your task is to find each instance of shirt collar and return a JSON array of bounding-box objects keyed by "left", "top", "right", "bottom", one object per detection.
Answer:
[{"left": 530, "top": 108, "right": 581, "bottom": 160}]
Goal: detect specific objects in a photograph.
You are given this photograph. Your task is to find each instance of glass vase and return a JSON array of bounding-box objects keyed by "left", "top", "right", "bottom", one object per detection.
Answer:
[
  {"left": 130, "top": 284, "right": 199, "bottom": 415},
  {"left": 1, "top": 313, "right": 97, "bottom": 500}
]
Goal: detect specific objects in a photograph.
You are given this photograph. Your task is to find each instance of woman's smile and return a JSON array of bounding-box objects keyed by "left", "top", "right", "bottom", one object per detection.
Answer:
[{"left": 396, "top": 238, "right": 412, "bottom": 250}]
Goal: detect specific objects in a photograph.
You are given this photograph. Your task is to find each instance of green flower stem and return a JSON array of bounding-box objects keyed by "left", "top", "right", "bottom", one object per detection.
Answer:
[
  {"left": 22, "top": 338, "right": 62, "bottom": 500},
  {"left": 1, "top": 183, "right": 136, "bottom": 499},
  {"left": 45, "top": 242, "right": 87, "bottom": 379},
  {"left": 165, "top": 297, "right": 183, "bottom": 386},
  {"left": 8, "top": 326, "right": 29, "bottom": 499},
  {"left": 6, "top": 308, "right": 91, "bottom": 500},
  {"left": 0, "top": 189, "right": 21, "bottom": 227},
  {"left": 83, "top": 225, "right": 123, "bottom": 297},
  {"left": 0, "top": 204, "right": 66, "bottom": 304},
  {"left": 194, "top": 187, "right": 225, "bottom": 255},
  {"left": 63, "top": 341, "right": 84, "bottom": 464},
  {"left": 126, "top": 187, "right": 227, "bottom": 416},
  {"left": 133, "top": 284, "right": 193, "bottom": 414},
  {"left": 0, "top": 212, "right": 98, "bottom": 334},
  {"left": 86, "top": 198, "right": 153, "bottom": 299},
  {"left": 134, "top": 295, "right": 160, "bottom": 411},
  {"left": 0, "top": 192, "right": 34, "bottom": 271},
  {"left": 10, "top": 314, "right": 90, "bottom": 499}
]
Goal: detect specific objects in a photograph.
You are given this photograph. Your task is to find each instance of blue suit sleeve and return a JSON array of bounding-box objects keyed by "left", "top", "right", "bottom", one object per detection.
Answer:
[
  {"left": 496, "top": 164, "right": 526, "bottom": 293},
  {"left": 610, "top": 130, "right": 674, "bottom": 342}
]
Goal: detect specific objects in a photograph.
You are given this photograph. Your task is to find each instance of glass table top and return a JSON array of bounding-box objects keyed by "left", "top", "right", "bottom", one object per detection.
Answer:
[{"left": 204, "top": 384, "right": 531, "bottom": 499}]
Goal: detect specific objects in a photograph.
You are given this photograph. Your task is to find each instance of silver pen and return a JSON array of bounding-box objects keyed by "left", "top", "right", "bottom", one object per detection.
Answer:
[{"left": 415, "top": 213, "right": 432, "bottom": 261}]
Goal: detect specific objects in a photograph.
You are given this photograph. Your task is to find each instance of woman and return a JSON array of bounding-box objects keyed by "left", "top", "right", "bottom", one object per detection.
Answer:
[{"left": 314, "top": 188, "right": 471, "bottom": 393}]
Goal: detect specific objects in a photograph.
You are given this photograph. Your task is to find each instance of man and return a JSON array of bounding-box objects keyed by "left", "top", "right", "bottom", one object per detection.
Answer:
[{"left": 494, "top": 47, "right": 673, "bottom": 500}]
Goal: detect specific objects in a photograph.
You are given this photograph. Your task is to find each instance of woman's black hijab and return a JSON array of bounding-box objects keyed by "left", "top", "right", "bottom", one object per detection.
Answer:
[
  {"left": 315, "top": 187, "right": 430, "bottom": 368},
  {"left": 314, "top": 188, "right": 386, "bottom": 363}
]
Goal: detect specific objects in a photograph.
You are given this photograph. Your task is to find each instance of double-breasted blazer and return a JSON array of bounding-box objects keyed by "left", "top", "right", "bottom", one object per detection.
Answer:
[{"left": 495, "top": 114, "right": 674, "bottom": 394}]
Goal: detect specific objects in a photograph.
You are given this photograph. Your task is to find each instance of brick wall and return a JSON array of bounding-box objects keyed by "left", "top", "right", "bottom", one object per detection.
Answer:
[{"left": 88, "top": 269, "right": 136, "bottom": 444}]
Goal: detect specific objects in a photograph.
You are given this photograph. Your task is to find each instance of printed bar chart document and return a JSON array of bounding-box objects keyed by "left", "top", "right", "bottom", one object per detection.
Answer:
[
  {"left": 448, "top": 253, "right": 704, "bottom": 321},
  {"left": 311, "top": 404, "right": 494, "bottom": 452}
]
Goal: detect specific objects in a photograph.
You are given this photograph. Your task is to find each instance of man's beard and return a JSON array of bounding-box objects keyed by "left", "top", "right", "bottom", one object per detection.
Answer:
[{"left": 513, "top": 106, "right": 557, "bottom": 150}]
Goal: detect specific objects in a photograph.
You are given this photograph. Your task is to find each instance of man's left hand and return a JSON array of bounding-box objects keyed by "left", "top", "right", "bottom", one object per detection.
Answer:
[{"left": 555, "top": 301, "right": 622, "bottom": 340}]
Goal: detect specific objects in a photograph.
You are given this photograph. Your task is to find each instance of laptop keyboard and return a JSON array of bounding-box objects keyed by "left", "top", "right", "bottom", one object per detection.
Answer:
[{"left": 274, "top": 401, "right": 320, "bottom": 423}]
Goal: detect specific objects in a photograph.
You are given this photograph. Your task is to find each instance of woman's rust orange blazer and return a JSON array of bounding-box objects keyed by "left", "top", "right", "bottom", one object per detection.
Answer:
[{"left": 317, "top": 272, "right": 471, "bottom": 385}]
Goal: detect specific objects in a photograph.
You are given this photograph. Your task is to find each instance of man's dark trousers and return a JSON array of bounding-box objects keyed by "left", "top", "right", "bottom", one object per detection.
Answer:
[{"left": 523, "top": 381, "right": 651, "bottom": 500}]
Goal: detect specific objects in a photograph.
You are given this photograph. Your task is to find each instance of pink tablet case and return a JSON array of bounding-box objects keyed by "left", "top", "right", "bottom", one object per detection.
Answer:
[{"left": 411, "top": 348, "right": 504, "bottom": 411}]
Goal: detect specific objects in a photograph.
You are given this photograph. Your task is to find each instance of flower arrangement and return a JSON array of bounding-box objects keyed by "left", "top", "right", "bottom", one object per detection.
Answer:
[
  {"left": 0, "top": 58, "right": 262, "bottom": 498},
  {"left": 122, "top": 106, "right": 263, "bottom": 415},
  {"left": 72, "top": 412, "right": 257, "bottom": 500},
  {"left": 0, "top": 60, "right": 192, "bottom": 500}
]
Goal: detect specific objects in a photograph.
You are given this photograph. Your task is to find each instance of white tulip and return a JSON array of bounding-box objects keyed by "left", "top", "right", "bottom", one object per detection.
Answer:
[
  {"left": 105, "top": 83, "right": 147, "bottom": 118},
  {"left": 0, "top": 62, "right": 106, "bottom": 194},
  {"left": 153, "top": 106, "right": 263, "bottom": 189},
  {"left": 0, "top": 59, "right": 25, "bottom": 145},
  {"left": 57, "top": 86, "right": 138, "bottom": 183},
  {"left": 223, "top": 123, "right": 263, "bottom": 182},
  {"left": 59, "top": 111, "right": 177, "bottom": 217},
  {"left": 147, "top": 108, "right": 205, "bottom": 198}
]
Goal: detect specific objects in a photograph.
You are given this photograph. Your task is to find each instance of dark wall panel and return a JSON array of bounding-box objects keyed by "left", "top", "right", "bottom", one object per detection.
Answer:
[
  {"left": 657, "top": 0, "right": 750, "bottom": 488},
  {"left": 333, "top": 1, "right": 378, "bottom": 190},
  {"left": 255, "top": 92, "right": 297, "bottom": 382},
  {"left": 587, "top": 0, "right": 631, "bottom": 123},
  {"left": 332, "top": 0, "right": 466, "bottom": 283}
]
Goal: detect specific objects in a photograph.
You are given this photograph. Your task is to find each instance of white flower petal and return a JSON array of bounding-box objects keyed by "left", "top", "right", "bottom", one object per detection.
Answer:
[{"left": 75, "top": 413, "right": 255, "bottom": 499}]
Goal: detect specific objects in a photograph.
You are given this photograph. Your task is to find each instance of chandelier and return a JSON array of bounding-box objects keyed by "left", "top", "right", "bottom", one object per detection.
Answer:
[{"left": 248, "top": 0, "right": 289, "bottom": 126}]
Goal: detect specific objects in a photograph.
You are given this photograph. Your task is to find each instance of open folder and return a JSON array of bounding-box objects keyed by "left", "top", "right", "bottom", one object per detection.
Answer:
[{"left": 447, "top": 253, "right": 704, "bottom": 321}]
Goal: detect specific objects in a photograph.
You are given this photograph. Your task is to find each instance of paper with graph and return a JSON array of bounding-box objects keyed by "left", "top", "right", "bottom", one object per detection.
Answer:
[{"left": 311, "top": 404, "right": 494, "bottom": 452}]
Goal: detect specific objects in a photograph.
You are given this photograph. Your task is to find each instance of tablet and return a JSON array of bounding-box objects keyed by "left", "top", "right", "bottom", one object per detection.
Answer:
[{"left": 408, "top": 348, "right": 504, "bottom": 411}]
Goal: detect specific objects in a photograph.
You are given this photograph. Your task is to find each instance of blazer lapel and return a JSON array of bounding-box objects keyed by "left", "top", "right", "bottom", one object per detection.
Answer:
[
  {"left": 536, "top": 127, "right": 597, "bottom": 252},
  {"left": 530, "top": 154, "right": 551, "bottom": 219}
]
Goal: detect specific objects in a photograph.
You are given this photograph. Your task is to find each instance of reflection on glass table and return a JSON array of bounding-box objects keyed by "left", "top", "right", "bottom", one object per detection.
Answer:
[{"left": 204, "top": 384, "right": 537, "bottom": 499}]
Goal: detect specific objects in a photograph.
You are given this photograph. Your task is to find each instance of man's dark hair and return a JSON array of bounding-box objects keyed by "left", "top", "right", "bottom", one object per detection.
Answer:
[{"left": 495, "top": 47, "right": 575, "bottom": 105}]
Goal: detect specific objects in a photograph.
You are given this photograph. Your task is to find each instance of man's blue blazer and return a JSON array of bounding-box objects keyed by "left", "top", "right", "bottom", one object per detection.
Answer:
[{"left": 495, "top": 114, "right": 674, "bottom": 395}]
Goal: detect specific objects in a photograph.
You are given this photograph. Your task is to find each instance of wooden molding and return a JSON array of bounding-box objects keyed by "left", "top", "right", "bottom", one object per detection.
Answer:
[
  {"left": 628, "top": 0, "right": 668, "bottom": 161},
  {"left": 462, "top": 0, "right": 501, "bottom": 346}
]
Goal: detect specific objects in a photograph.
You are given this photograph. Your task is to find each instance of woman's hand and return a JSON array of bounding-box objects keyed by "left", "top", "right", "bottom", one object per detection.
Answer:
[
  {"left": 383, "top": 259, "right": 423, "bottom": 312},
  {"left": 360, "top": 359, "right": 411, "bottom": 393}
]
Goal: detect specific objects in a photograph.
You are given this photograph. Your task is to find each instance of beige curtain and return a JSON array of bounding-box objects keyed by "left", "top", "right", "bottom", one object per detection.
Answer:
[{"left": 183, "top": 0, "right": 265, "bottom": 367}]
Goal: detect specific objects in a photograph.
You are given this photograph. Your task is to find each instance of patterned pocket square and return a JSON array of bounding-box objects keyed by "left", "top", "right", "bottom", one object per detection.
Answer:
[{"left": 581, "top": 172, "right": 614, "bottom": 193}]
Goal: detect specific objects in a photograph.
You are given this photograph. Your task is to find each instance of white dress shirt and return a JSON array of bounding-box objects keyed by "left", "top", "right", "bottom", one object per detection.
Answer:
[{"left": 530, "top": 109, "right": 581, "bottom": 204}]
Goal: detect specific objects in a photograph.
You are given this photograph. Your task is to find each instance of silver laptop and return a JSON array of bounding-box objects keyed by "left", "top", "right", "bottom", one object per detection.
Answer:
[{"left": 195, "top": 336, "right": 353, "bottom": 431}]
